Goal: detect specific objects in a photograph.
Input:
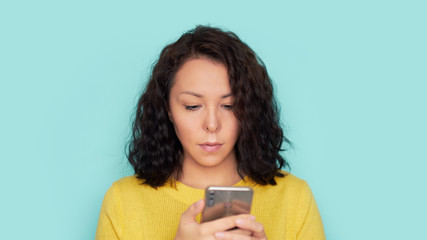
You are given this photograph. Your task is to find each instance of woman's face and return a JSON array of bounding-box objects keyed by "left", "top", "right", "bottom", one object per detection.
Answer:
[{"left": 168, "top": 57, "right": 239, "bottom": 173}]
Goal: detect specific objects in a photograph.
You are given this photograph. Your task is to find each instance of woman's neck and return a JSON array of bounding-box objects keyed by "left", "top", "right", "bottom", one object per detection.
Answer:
[{"left": 178, "top": 160, "right": 242, "bottom": 189}]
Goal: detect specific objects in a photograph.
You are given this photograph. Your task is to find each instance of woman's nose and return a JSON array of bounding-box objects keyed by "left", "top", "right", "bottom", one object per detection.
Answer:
[{"left": 204, "top": 108, "right": 220, "bottom": 133}]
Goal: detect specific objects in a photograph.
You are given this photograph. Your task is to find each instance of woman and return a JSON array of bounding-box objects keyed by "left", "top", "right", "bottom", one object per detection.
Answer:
[{"left": 96, "top": 25, "right": 325, "bottom": 239}]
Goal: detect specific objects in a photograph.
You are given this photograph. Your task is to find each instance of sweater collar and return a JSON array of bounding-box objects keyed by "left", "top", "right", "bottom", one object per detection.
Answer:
[{"left": 162, "top": 176, "right": 256, "bottom": 205}]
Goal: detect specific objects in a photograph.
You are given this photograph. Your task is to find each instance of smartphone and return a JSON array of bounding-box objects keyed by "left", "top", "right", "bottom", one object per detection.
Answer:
[{"left": 201, "top": 186, "right": 253, "bottom": 223}]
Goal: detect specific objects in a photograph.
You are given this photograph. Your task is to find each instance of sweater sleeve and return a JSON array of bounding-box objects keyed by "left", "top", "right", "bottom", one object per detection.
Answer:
[
  {"left": 295, "top": 181, "right": 325, "bottom": 240},
  {"left": 95, "top": 184, "right": 123, "bottom": 240}
]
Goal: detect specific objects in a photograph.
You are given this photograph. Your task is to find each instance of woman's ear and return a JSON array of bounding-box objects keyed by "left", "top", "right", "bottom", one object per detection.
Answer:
[
  {"left": 166, "top": 107, "right": 174, "bottom": 124},
  {"left": 168, "top": 112, "right": 173, "bottom": 123}
]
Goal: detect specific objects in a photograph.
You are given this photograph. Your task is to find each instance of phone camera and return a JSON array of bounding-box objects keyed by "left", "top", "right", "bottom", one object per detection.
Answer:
[{"left": 208, "top": 191, "right": 215, "bottom": 206}]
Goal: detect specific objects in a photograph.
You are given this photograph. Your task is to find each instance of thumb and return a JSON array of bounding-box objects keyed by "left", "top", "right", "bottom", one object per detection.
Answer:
[{"left": 180, "top": 199, "right": 204, "bottom": 223}]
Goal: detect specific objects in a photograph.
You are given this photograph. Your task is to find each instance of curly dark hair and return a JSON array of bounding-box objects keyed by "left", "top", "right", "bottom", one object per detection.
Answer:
[{"left": 128, "top": 25, "right": 291, "bottom": 188}]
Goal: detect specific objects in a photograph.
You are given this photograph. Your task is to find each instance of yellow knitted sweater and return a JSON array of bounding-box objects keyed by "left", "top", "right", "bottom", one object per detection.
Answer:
[{"left": 96, "top": 171, "right": 325, "bottom": 239}]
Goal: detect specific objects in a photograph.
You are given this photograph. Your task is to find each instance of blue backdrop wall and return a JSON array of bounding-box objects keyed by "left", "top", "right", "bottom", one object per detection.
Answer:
[{"left": 1, "top": 0, "right": 426, "bottom": 239}]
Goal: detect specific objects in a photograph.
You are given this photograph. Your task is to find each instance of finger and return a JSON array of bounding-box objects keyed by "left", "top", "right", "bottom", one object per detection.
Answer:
[
  {"left": 234, "top": 217, "right": 266, "bottom": 238},
  {"left": 227, "top": 228, "right": 252, "bottom": 236},
  {"left": 202, "top": 214, "right": 253, "bottom": 233},
  {"left": 180, "top": 199, "right": 204, "bottom": 224},
  {"left": 214, "top": 231, "right": 252, "bottom": 240}
]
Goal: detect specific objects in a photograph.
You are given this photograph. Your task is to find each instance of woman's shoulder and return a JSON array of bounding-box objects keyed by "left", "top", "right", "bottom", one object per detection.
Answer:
[
  {"left": 101, "top": 175, "right": 162, "bottom": 204},
  {"left": 113, "top": 175, "right": 141, "bottom": 186},
  {"left": 108, "top": 175, "right": 154, "bottom": 194},
  {"left": 249, "top": 170, "right": 311, "bottom": 196},
  {"left": 275, "top": 170, "right": 308, "bottom": 187},
  {"left": 250, "top": 170, "right": 314, "bottom": 203}
]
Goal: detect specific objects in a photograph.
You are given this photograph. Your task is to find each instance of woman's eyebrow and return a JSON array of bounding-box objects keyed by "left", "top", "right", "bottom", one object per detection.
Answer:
[
  {"left": 180, "top": 91, "right": 203, "bottom": 98},
  {"left": 221, "top": 93, "right": 233, "bottom": 98},
  {"left": 179, "top": 91, "right": 233, "bottom": 98}
]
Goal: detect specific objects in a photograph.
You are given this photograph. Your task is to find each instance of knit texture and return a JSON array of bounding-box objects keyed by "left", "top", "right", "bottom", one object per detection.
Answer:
[{"left": 95, "top": 171, "right": 325, "bottom": 239}]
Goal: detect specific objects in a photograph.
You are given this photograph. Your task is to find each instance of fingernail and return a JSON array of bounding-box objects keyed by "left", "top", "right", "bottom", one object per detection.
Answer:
[{"left": 249, "top": 215, "right": 256, "bottom": 220}]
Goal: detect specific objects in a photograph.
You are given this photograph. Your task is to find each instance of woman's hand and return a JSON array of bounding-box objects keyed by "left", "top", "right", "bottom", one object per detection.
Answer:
[
  {"left": 174, "top": 200, "right": 257, "bottom": 240},
  {"left": 214, "top": 217, "right": 268, "bottom": 240}
]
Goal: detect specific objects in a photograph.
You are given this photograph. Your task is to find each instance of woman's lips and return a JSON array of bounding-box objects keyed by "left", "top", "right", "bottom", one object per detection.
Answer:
[{"left": 199, "top": 143, "right": 222, "bottom": 152}]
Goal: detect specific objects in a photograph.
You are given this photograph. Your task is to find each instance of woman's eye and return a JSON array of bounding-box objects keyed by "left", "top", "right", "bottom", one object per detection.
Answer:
[
  {"left": 223, "top": 104, "right": 233, "bottom": 110},
  {"left": 184, "top": 105, "right": 201, "bottom": 111}
]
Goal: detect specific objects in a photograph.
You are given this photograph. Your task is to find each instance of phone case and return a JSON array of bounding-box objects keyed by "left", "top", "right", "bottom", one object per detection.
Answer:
[{"left": 201, "top": 186, "right": 253, "bottom": 223}]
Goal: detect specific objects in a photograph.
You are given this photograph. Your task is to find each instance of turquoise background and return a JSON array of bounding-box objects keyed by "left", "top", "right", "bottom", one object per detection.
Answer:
[{"left": 1, "top": 0, "right": 426, "bottom": 239}]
